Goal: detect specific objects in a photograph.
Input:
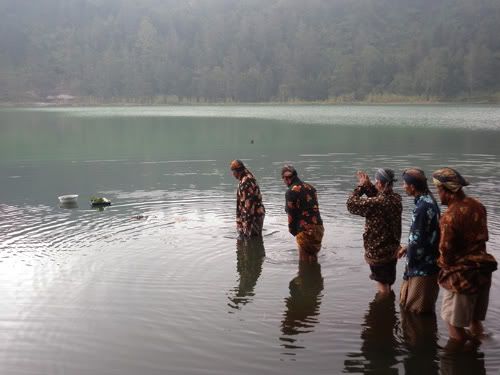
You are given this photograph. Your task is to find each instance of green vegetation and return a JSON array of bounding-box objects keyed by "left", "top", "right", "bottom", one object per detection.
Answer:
[
  {"left": 1, "top": 0, "right": 499, "bottom": 103},
  {"left": 90, "top": 196, "right": 111, "bottom": 206}
]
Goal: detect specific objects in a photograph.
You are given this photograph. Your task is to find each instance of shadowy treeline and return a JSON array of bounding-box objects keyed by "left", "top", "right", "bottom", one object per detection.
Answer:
[{"left": 1, "top": 0, "right": 499, "bottom": 103}]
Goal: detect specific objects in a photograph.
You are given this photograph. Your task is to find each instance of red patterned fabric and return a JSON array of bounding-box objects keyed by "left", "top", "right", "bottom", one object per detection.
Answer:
[
  {"left": 285, "top": 177, "right": 323, "bottom": 236},
  {"left": 438, "top": 196, "right": 497, "bottom": 294},
  {"left": 236, "top": 169, "right": 265, "bottom": 238}
]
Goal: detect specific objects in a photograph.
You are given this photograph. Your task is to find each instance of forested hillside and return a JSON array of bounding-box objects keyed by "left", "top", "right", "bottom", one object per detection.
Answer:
[{"left": 1, "top": 0, "right": 499, "bottom": 103}]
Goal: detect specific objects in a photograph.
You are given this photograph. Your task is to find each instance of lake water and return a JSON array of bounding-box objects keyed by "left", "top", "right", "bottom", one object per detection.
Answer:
[{"left": 0, "top": 105, "right": 499, "bottom": 374}]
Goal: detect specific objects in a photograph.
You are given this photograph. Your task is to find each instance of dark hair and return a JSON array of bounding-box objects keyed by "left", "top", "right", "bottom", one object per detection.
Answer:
[
  {"left": 402, "top": 168, "right": 429, "bottom": 193},
  {"left": 230, "top": 159, "right": 246, "bottom": 171}
]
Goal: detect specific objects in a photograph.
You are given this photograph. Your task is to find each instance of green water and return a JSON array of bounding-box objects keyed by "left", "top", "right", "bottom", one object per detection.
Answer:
[{"left": 0, "top": 105, "right": 499, "bottom": 374}]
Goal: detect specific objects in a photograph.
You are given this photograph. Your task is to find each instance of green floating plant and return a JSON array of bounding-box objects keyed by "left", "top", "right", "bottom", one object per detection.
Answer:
[{"left": 90, "top": 196, "right": 111, "bottom": 206}]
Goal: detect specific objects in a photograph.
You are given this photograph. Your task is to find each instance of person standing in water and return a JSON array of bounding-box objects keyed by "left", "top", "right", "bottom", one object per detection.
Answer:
[
  {"left": 347, "top": 169, "right": 402, "bottom": 295},
  {"left": 432, "top": 167, "right": 497, "bottom": 346},
  {"left": 230, "top": 159, "right": 266, "bottom": 239},
  {"left": 398, "top": 168, "right": 440, "bottom": 314},
  {"left": 282, "top": 165, "right": 324, "bottom": 262}
]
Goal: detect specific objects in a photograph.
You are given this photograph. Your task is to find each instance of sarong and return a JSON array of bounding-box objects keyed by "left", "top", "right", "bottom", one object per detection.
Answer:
[
  {"left": 296, "top": 224, "right": 324, "bottom": 255},
  {"left": 400, "top": 274, "right": 439, "bottom": 314}
]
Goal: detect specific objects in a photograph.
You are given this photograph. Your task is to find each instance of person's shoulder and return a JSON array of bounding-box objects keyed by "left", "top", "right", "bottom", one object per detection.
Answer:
[
  {"left": 465, "top": 196, "right": 487, "bottom": 213},
  {"left": 465, "top": 196, "right": 484, "bottom": 206},
  {"left": 419, "top": 194, "right": 434, "bottom": 205},
  {"left": 294, "top": 181, "right": 315, "bottom": 196},
  {"left": 417, "top": 194, "right": 436, "bottom": 208},
  {"left": 304, "top": 182, "right": 316, "bottom": 191},
  {"left": 241, "top": 174, "right": 256, "bottom": 184},
  {"left": 388, "top": 191, "right": 402, "bottom": 203},
  {"left": 441, "top": 201, "right": 461, "bottom": 223}
]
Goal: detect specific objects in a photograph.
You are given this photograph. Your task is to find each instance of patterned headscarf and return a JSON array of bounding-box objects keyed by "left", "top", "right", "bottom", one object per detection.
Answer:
[
  {"left": 230, "top": 159, "right": 246, "bottom": 172},
  {"left": 375, "top": 168, "right": 397, "bottom": 184},
  {"left": 432, "top": 167, "right": 470, "bottom": 193}
]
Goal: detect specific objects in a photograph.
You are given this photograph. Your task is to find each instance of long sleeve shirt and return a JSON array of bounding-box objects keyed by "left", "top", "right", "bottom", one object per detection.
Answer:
[
  {"left": 346, "top": 183, "right": 402, "bottom": 265},
  {"left": 285, "top": 177, "right": 323, "bottom": 236},
  {"left": 438, "top": 196, "right": 497, "bottom": 293},
  {"left": 403, "top": 194, "right": 440, "bottom": 280},
  {"left": 236, "top": 170, "right": 265, "bottom": 238}
]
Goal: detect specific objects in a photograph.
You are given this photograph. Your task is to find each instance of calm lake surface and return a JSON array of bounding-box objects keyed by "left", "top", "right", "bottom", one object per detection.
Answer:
[{"left": 0, "top": 105, "right": 499, "bottom": 374}]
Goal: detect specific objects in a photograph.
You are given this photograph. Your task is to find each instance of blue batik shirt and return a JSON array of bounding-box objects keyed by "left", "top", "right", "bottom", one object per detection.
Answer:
[{"left": 404, "top": 194, "right": 440, "bottom": 280}]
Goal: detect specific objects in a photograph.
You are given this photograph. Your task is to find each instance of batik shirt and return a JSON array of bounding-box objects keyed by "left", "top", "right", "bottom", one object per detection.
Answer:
[
  {"left": 403, "top": 194, "right": 440, "bottom": 280},
  {"left": 236, "top": 170, "right": 265, "bottom": 238},
  {"left": 438, "top": 196, "right": 497, "bottom": 294},
  {"left": 346, "top": 183, "right": 402, "bottom": 265},
  {"left": 285, "top": 177, "right": 323, "bottom": 236}
]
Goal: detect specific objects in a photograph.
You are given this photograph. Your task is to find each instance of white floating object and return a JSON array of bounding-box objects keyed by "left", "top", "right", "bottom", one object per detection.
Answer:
[{"left": 58, "top": 194, "right": 79, "bottom": 203}]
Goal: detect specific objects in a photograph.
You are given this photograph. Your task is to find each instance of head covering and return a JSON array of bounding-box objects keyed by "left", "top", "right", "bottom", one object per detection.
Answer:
[
  {"left": 402, "top": 168, "right": 428, "bottom": 191},
  {"left": 432, "top": 167, "right": 469, "bottom": 193},
  {"left": 375, "top": 168, "right": 397, "bottom": 184},
  {"left": 230, "top": 159, "right": 246, "bottom": 172},
  {"left": 281, "top": 164, "right": 298, "bottom": 178}
]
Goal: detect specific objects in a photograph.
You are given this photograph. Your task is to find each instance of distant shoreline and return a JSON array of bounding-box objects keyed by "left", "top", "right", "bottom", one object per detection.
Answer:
[{"left": 1, "top": 94, "right": 499, "bottom": 108}]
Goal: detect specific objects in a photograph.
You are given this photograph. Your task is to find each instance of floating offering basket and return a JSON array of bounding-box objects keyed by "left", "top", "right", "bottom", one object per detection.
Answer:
[
  {"left": 58, "top": 194, "right": 78, "bottom": 204},
  {"left": 90, "top": 196, "right": 111, "bottom": 207}
]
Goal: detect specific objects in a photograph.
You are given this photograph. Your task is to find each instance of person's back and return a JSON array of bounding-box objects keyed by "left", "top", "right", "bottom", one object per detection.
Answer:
[
  {"left": 346, "top": 168, "right": 402, "bottom": 295},
  {"left": 282, "top": 165, "right": 324, "bottom": 262},
  {"left": 440, "top": 196, "right": 488, "bottom": 265},
  {"left": 286, "top": 179, "right": 323, "bottom": 235},
  {"left": 365, "top": 190, "right": 402, "bottom": 261},
  {"left": 230, "top": 160, "right": 265, "bottom": 239},
  {"left": 348, "top": 185, "right": 402, "bottom": 265},
  {"left": 433, "top": 167, "right": 497, "bottom": 345}
]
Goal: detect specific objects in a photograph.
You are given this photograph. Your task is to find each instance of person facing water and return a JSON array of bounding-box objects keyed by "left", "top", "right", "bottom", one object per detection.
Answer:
[
  {"left": 398, "top": 168, "right": 440, "bottom": 314},
  {"left": 230, "top": 160, "right": 265, "bottom": 239},
  {"left": 281, "top": 165, "right": 324, "bottom": 262},
  {"left": 346, "top": 169, "right": 402, "bottom": 295},
  {"left": 432, "top": 167, "right": 497, "bottom": 346}
]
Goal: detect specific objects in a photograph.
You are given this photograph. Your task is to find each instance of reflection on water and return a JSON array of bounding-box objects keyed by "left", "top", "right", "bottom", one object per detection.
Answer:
[
  {"left": 344, "top": 292, "right": 401, "bottom": 374},
  {"left": 280, "top": 261, "right": 323, "bottom": 353},
  {"left": 0, "top": 106, "right": 499, "bottom": 374},
  {"left": 440, "top": 348, "right": 486, "bottom": 375},
  {"left": 401, "top": 311, "right": 439, "bottom": 375},
  {"left": 59, "top": 202, "right": 79, "bottom": 209},
  {"left": 227, "top": 237, "right": 266, "bottom": 311}
]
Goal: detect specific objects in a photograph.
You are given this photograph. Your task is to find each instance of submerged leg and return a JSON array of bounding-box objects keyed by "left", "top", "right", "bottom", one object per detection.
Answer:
[{"left": 377, "top": 282, "right": 392, "bottom": 295}]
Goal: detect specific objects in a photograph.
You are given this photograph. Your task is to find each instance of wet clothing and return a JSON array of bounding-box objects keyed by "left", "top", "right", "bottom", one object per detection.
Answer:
[
  {"left": 369, "top": 260, "right": 397, "bottom": 285},
  {"left": 346, "top": 183, "right": 402, "bottom": 265},
  {"left": 403, "top": 194, "right": 440, "bottom": 280},
  {"left": 438, "top": 196, "right": 497, "bottom": 294},
  {"left": 285, "top": 177, "right": 323, "bottom": 237},
  {"left": 296, "top": 224, "right": 324, "bottom": 256},
  {"left": 236, "top": 169, "right": 265, "bottom": 238},
  {"left": 400, "top": 274, "right": 439, "bottom": 314},
  {"left": 441, "top": 280, "right": 491, "bottom": 327}
]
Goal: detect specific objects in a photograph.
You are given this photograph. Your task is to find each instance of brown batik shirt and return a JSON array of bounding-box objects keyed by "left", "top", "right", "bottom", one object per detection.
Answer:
[
  {"left": 346, "top": 183, "right": 402, "bottom": 265},
  {"left": 285, "top": 177, "right": 323, "bottom": 236},
  {"left": 438, "top": 196, "right": 497, "bottom": 294},
  {"left": 236, "top": 170, "right": 266, "bottom": 238}
]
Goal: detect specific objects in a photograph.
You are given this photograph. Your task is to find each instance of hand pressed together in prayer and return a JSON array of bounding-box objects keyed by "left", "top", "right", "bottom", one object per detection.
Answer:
[{"left": 356, "top": 171, "right": 371, "bottom": 187}]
